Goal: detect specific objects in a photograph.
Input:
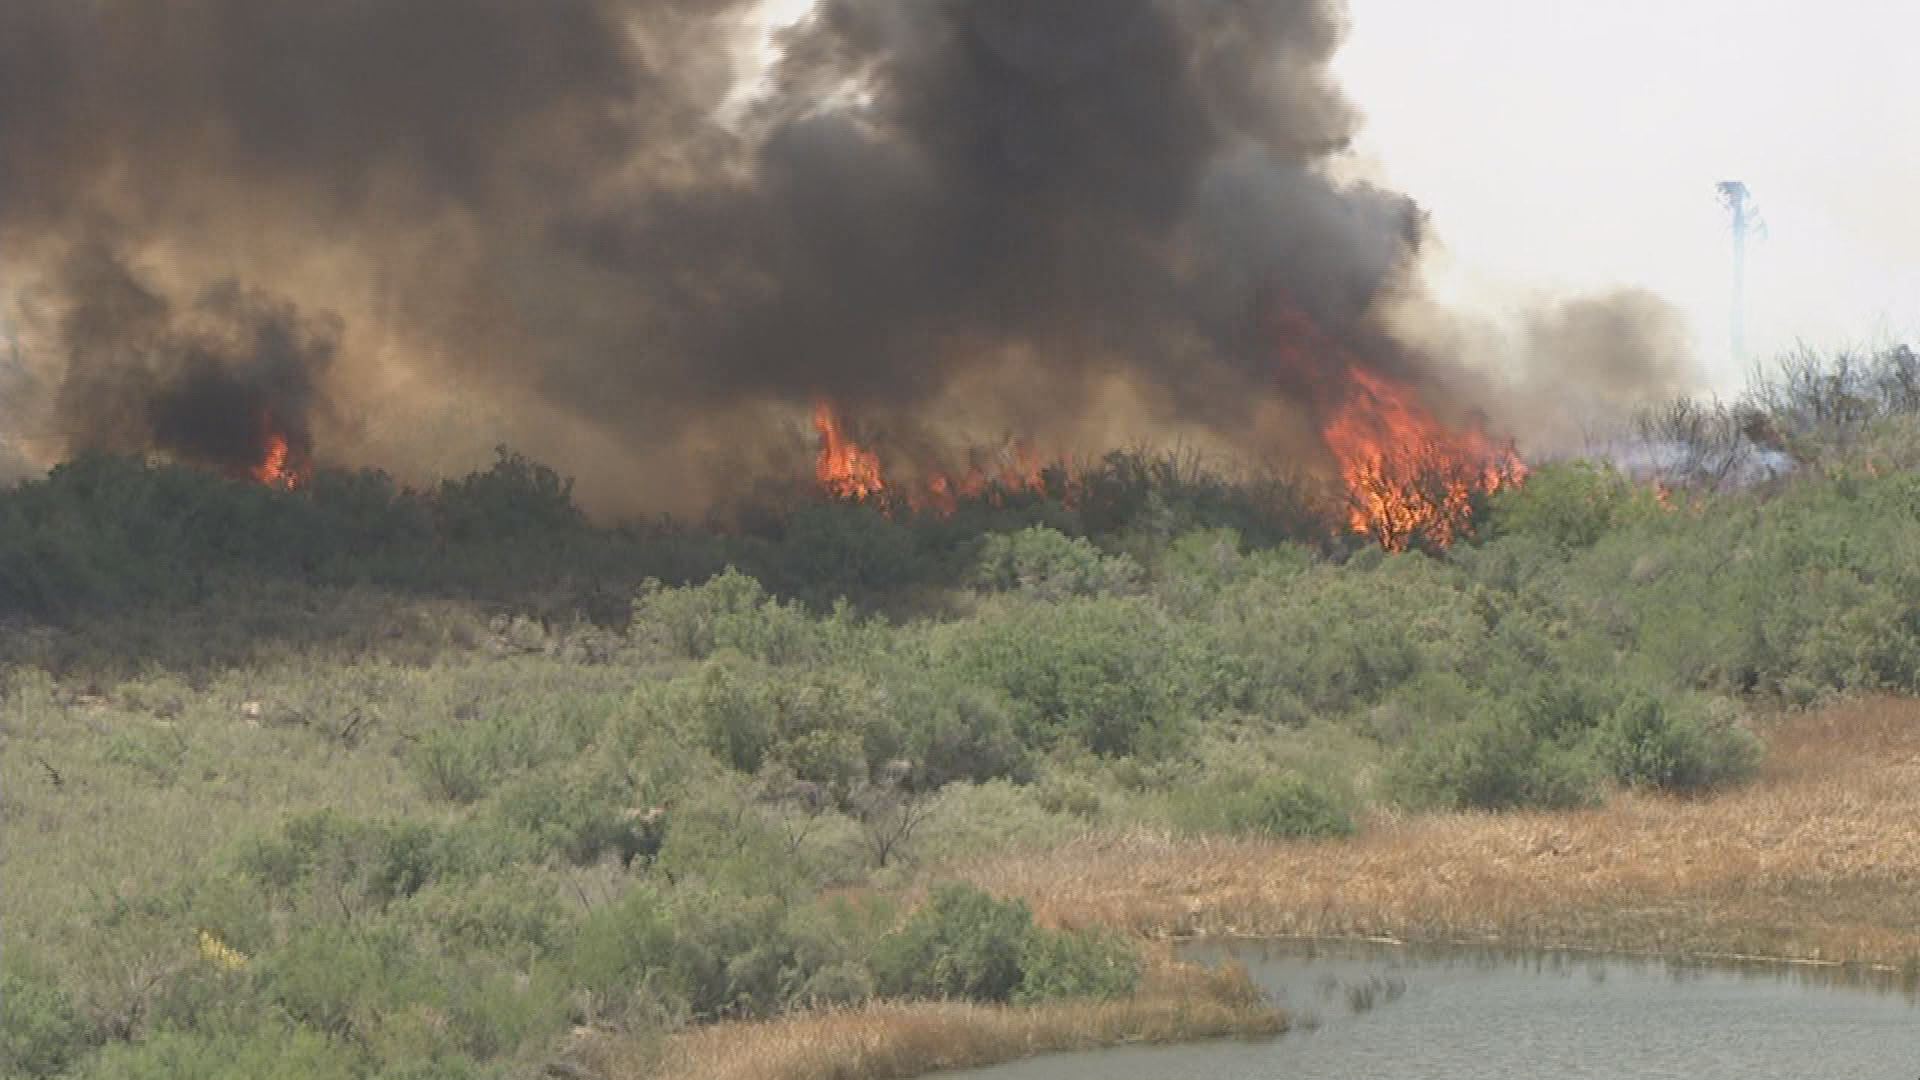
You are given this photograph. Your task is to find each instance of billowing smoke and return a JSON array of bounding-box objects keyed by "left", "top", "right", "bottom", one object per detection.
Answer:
[
  {"left": 0, "top": 0, "right": 1691, "bottom": 513},
  {"left": 44, "top": 247, "right": 334, "bottom": 479}
]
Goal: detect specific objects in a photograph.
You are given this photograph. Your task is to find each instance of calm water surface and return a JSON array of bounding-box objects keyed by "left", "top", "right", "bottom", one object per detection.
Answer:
[{"left": 946, "top": 940, "right": 1920, "bottom": 1080}]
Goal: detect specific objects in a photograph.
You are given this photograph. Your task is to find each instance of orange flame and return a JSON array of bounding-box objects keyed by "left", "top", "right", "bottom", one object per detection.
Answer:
[
  {"left": 811, "top": 401, "right": 1067, "bottom": 514},
  {"left": 921, "top": 442, "right": 1057, "bottom": 515},
  {"left": 813, "top": 401, "right": 887, "bottom": 501},
  {"left": 249, "top": 412, "right": 307, "bottom": 490},
  {"left": 1322, "top": 365, "right": 1525, "bottom": 551}
]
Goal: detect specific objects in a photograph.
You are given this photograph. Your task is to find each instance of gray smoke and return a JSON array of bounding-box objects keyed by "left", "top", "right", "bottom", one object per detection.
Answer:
[{"left": 0, "top": 0, "right": 1692, "bottom": 513}]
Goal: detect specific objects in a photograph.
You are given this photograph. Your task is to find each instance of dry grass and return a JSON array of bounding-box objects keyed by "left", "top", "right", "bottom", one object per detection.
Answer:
[
  {"left": 963, "top": 698, "right": 1920, "bottom": 969},
  {"left": 634, "top": 956, "right": 1282, "bottom": 1080}
]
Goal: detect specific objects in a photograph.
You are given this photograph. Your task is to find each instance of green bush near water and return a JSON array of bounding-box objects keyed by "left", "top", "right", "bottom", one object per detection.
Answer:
[{"left": 871, "top": 884, "right": 1140, "bottom": 1005}]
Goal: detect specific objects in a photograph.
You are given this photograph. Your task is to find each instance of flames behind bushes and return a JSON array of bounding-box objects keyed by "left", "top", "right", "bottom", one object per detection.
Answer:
[
  {"left": 49, "top": 249, "right": 326, "bottom": 487},
  {"left": 0, "top": 0, "right": 1690, "bottom": 541}
]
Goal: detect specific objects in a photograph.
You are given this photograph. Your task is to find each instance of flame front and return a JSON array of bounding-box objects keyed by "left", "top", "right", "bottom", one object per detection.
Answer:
[
  {"left": 813, "top": 401, "right": 887, "bottom": 501},
  {"left": 812, "top": 401, "right": 1065, "bottom": 514},
  {"left": 252, "top": 433, "right": 292, "bottom": 487},
  {"left": 921, "top": 443, "right": 1055, "bottom": 515},
  {"left": 813, "top": 364, "right": 1524, "bottom": 548},
  {"left": 249, "top": 411, "right": 307, "bottom": 490},
  {"left": 1321, "top": 365, "right": 1525, "bottom": 551}
]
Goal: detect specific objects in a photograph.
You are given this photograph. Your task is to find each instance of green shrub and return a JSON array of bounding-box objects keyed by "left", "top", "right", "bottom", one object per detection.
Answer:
[
  {"left": 1592, "top": 692, "right": 1760, "bottom": 793},
  {"left": 408, "top": 685, "right": 616, "bottom": 802},
  {"left": 871, "top": 884, "right": 1033, "bottom": 1004},
  {"left": 1, "top": 955, "right": 92, "bottom": 1078},
  {"left": 1388, "top": 711, "right": 1598, "bottom": 811},
  {"left": 567, "top": 886, "right": 678, "bottom": 1019},
  {"left": 258, "top": 924, "right": 444, "bottom": 1040},
  {"left": 798, "top": 962, "right": 875, "bottom": 1007},
  {"left": 1013, "top": 927, "right": 1141, "bottom": 1004},
  {"left": 1167, "top": 772, "right": 1355, "bottom": 840},
  {"left": 400, "top": 872, "right": 573, "bottom": 955},
  {"left": 665, "top": 655, "right": 903, "bottom": 797},
  {"left": 70, "top": 1024, "right": 359, "bottom": 1080},
  {"left": 489, "top": 760, "right": 635, "bottom": 867},
  {"left": 238, "top": 812, "right": 438, "bottom": 911},
  {"left": 103, "top": 728, "right": 189, "bottom": 785},
  {"left": 433, "top": 447, "right": 582, "bottom": 544},
  {"left": 666, "top": 892, "right": 820, "bottom": 1020},
  {"left": 892, "top": 679, "right": 1030, "bottom": 788},
  {"left": 1488, "top": 461, "right": 1655, "bottom": 548},
  {"left": 868, "top": 883, "right": 1141, "bottom": 1006},
  {"left": 938, "top": 597, "right": 1202, "bottom": 758},
  {"left": 764, "top": 504, "right": 929, "bottom": 598},
  {"left": 432, "top": 962, "right": 572, "bottom": 1063},
  {"left": 233, "top": 810, "right": 533, "bottom": 922},
  {"left": 975, "top": 527, "right": 1142, "bottom": 599},
  {"left": 632, "top": 570, "right": 772, "bottom": 660},
  {"left": 651, "top": 779, "right": 827, "bottom": 897},
  {"left": 1213, "top": 555, "right": 1491, "bottom": 717},
  {"left": 1786, "top": 588, "right": 1920, "bottom": 697}
]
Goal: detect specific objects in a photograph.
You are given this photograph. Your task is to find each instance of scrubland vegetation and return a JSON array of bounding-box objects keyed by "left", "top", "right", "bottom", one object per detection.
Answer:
[{"left": 7, "top": 346, "right": 1920, "bottom": 1078}]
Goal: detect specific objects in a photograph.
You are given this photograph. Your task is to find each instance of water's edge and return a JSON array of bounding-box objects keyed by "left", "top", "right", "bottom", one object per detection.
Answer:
[{"left": 938, "top": 936, "right": 1920, "bottom": 1080}]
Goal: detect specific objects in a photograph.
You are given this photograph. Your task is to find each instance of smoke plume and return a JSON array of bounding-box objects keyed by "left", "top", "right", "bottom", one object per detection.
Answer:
[{"left": 0, "top": 0, "right": 1691, "bottom": 513}]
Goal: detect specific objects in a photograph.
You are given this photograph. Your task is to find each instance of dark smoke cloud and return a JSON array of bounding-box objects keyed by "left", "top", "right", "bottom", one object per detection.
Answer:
[
  {"left": 50, "top": 248, "right": 336, "bottom": 477},
  {"left": 0, "top": 0, "right": 1691, "bottom": 512}
]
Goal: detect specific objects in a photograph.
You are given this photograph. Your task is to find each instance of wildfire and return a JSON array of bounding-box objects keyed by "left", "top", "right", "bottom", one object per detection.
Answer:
[
  {"left": 811, "top": 363, "right": 1523, "bottom": 549},
  {"left": 248, "top": 412, "right": 307, "bottom": 490},
  {"left": 811, "top": 400, "right": 1063, "bottom": 514},
  {"left": 1321, "top": 365, "right": 1525, "bottom": 551},
  {"left": 921, "top": 444, "right": 1055, "bottom": 516},
  {"left": 812, "top": 401, "right": 887, "bottom": 501}
]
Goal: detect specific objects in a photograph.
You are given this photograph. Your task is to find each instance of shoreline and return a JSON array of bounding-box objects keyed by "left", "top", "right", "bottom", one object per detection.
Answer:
[
  {"left": 644, "top": 696, "right": 1920, "bottom": 1078},
  {"left": 635, "top": 955, "right": 1285, "bottom": 1080},
  {"left": 964, "top": 697, "right": 1920, "bottom": 970},
  {"left": 1176, "top": 929, "right": 1920, "bottom": 975}
]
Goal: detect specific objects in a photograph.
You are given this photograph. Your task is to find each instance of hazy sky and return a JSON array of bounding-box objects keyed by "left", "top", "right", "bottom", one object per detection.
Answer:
[
  {"left": 1334, "top": 0, "right": 1920, "bottom": 390},
  {"left": 753, "top": 1, "right": 1919, "bottom": 393}
]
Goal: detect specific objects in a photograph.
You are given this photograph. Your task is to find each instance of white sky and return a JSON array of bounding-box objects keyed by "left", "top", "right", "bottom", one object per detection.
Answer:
[
  {"left": 1335, "top": 0, "right": 1920, "bottom": 389},
  {"left": 759, "top": 1, "right": 1920, "bottom": 392}
]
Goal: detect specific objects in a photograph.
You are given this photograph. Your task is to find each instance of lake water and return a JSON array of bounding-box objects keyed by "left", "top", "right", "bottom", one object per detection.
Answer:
[{"left": 946, "top": 939, "right": 1920, "bottom": 1080}]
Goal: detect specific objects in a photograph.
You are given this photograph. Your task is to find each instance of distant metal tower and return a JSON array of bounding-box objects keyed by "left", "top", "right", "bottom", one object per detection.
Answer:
[{"left": 1716, "top": 181, "right": 1766, "bottom": 368}]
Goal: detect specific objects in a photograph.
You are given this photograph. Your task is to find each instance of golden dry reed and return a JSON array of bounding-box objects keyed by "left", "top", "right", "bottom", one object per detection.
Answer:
[
  {"left": 644, "top": 957, "right": 1281, "bottom": 1080},
  {"left": 966, "top": 697, "right": 1920, "bottom": 968}
]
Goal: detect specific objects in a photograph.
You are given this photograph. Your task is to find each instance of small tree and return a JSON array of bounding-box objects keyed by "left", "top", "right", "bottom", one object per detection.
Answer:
[{"left": 849, "top": 766, "right": 936, "bottom": 869}]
